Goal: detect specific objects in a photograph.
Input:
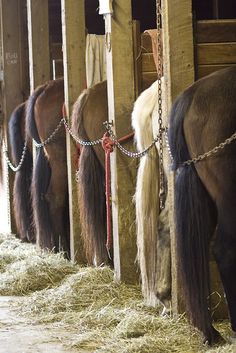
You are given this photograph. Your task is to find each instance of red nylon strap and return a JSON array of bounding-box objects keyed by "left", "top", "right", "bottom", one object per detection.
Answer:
[
  {"left": 102, "top": 132, "right": 114, "bottom": 256},
  {"left": 102, "top": 130, "right": 134, "bottom": 257}
]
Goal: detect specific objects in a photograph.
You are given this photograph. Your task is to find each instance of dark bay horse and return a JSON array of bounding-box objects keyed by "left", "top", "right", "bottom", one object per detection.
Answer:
[
  {"left": 168, "top": 67, "right": 236, "bottom": 344},
  {"left": 8, "top": 102, "right": 35, "bottom": 242},
  {"left": 71, "top": 80, "right": 109, "bottom": 266},
  {"left": 26, "top": 78, "right": 70, "bottom": 254}
]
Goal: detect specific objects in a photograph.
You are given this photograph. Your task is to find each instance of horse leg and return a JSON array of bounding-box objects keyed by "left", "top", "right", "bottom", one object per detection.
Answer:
[
  {"left": 45, "top": 159, "right": 70, "bottom": 256},
  {"left": 213, "top": 208, "right": 236, "bottom": 336}
]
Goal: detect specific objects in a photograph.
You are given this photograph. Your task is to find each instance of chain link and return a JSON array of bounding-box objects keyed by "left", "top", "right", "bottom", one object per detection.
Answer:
[
  {"left": 183, "top": 131, "right": 236, "bottom": 166},
  {"left": 104, "top": 121, "right": 167, "bottom": 158},
  {"left": 62, "top": 118, "right": 102, "bottom": 146},
  {"left": 3, "top": 139, "right": 28, "bottom": 172},
  {"left": 34, "top": 118, "right": 65, "bottom": 148}
]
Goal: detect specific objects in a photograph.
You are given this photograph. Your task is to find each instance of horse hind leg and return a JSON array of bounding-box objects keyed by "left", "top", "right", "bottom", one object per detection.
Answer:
[
  {"left": 213, "top": 208, "right": 236, "bottom": 337},
  {"left": 45, "top": 159, "right": 70, "bottom": 256}
]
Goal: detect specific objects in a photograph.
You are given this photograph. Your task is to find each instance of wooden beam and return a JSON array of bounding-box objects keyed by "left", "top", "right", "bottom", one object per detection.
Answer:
[
  {"left": 105, "top": 0, "right": 138, "bottom": 283},
  {"left": 61, "top": 0, "right": 86, "bottom": 263},
  {"left": 162, "top": 0, "right": 195, "bottom": 313},
  {"left": 0, "top": 0, "right": 29, "bottom": 233},
  {"left": 196, "top": 20, "right": 236, "bottom": 43},
  {"left": 27, "top": 0, "right": 51, "bottom": 90}
]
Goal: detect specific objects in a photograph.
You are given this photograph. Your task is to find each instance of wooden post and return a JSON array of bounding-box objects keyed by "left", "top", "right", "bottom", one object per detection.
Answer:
[
  {"left": 162, "top": 0, "right": 195, "bottom": 312},
  {"left": 104, "top": 0, "right": 138, "bottom": 283},
  {"left": 0, "top": 0, "right": 29, "bottom": 233},
  {"left": 27, "top": 0, "right": 51, "bottom": 90},
  {"left": 61, "top": 0, "right": 87, "bottom": 263}
]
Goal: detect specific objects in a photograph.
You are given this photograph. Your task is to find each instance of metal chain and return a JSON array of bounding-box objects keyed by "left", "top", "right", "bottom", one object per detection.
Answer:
[
  {"left": 5, "top": 151, "right": 11, "bottom": 228},
  {"left": 104, "top": 120, "right": 167, "bottom": 158},
  {"left": 3, "top": 139, "right": 27, "bottom": 172},
  {"left": 62, "top": 117, "right": 102, "bottom": 146},
  {"left": 183, "top": 131, "right": 236, "bottom": 166},
  {"left": 34, "top": 118, "right": 65, "bottom": 148},
  {"left": 156, "top": 0, "right": 165, "bottom": 209}
]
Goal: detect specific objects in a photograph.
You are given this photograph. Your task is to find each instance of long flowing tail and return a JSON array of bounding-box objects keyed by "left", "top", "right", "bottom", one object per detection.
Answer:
[
  {"left": 168, "top": 89, "right": 217, "bottom": 342},
  {"left": 8, "top": 103, "right": 35, "bottom": 242},
  {"left": 132, "top": 81, "right": 171, "bottom": 307},
  {"left": 72, "top": 90, "right": 108, "bottom": 265},
  {"left": 25, "top": 85, "right": 54, "bottom": 249}
]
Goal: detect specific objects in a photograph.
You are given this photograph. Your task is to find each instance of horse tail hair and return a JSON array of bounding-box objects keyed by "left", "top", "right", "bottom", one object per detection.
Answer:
[
  {"left": 168, "top": 89, "right": 216, "bottom": 341},
  {"left": 71, "top": 90, "right": 108, "bottom": 265},
  {"left": 25, "top": 84, "right": 53, "bottom": 249},
  {"left": 132, "top": 81, "right": 171, "bottom": 307},
  {"left": 8, "top": 102, "right": 35, "bottom": 242}
]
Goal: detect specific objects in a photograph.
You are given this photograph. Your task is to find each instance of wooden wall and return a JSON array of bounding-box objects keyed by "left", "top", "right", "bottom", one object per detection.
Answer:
[{"left": 195, "top": 19, "right": 236, "bottom": 79}]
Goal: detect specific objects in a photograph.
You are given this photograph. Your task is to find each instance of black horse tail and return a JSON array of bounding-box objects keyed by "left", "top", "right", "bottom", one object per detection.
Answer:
[
  {"left": 72, "top": 90, "right": 109, "bottom": 266},
  {"left": 8, "top": 102, "right": 35, "bottom": 242},
  {"left": 168, "top": 89, "right": 217, "bottom": 343},
  {"left": 25, "top": 84, "right": 53, "bottom": 250}
]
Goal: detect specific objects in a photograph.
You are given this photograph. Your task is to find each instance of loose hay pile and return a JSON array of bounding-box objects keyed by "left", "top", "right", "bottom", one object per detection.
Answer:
[
  {"left": 0, "top": 233, "right": 78, "bottom": 295},
  {"left": 0, "top": 233, "right": 235, "bottom": 353}
]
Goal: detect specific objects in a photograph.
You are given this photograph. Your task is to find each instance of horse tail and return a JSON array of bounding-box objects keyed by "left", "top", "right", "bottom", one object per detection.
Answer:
[
  {"left": 25, "top": 84, "right": 53, "bottom": 249},
  {"left": 72, "top": 90, "right": 108, "bottom": 265},
  {"left": 8, "top": 103, "right": 35, "bottom": 242},
  {"left": 132, "top": 81, "right": 170, "bottom": 307},
  {"left": 168, "top": 88, "right": 217, "bottom": 341}
]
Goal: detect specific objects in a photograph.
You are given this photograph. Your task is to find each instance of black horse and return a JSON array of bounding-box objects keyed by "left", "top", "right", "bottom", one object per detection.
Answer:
[{"left": 168, "top": 66, "right": 236, "bottom": 344}]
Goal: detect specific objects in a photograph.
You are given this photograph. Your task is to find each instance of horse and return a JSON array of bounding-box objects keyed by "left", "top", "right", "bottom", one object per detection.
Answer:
[
  {"left": 8, "top": 102, "right": 35, "bottom": 242},
  {"left": 168, "top": 66, "right": 236, "bottom": 344},
  {"left": 131, "top": 78, "right": 171, "bottom": 310},
  {"left": 25, "top": 78, "right": 70, "bottom": 255},
  {"left": 71, "top": 80, "right": 110, "bottom": 266}
]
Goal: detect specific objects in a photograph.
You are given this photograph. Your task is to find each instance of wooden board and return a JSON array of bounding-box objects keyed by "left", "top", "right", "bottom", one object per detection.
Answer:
[
  {"left": 196, "top": 20, "right": 236, "bottom": 43},
  {"left": 61, "top": 0, "right": 87, "bottom": 264},
  {"left": 27, "top": 0, "right": 51, "bottom": 89},
  {"left": 197, "top": 42, "right": 236, "bottom": 65},
  {"left": 105, "top": 0, "right": 138, "bottom": 284},
  {"left": 162, "top": 0, "right": 195, "bottom": 314},
  {"left": 0, "top": 0, "right": 30, "bottom": 233},
  {"left": 197, "top": 63, "right": 236, "bottom": 78}
]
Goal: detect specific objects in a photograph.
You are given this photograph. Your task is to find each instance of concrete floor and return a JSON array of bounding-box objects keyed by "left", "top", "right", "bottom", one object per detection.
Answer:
[{"left": 0, "top": 297, "right": 81, "bottom": 353}]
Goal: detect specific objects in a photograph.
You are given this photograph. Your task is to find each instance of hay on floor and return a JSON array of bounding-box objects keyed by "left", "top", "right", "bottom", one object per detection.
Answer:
[{"left": 0, "top": 233, "right": 235, "bottom": 353}]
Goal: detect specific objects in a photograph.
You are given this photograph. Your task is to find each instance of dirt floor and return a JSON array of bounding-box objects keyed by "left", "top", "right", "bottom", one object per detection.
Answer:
[{"left": 0, "top": 296, "right": 83, "bottom": 353}]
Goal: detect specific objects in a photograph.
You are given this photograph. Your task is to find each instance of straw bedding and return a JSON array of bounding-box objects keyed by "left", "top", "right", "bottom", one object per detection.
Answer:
[{"left": 0, "top": 233, "right": 235, "bottom": 353}]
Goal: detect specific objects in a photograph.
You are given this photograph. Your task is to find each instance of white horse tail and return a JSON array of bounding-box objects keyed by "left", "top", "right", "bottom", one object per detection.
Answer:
[{"left": 132, "top": 81, "right": 160, "bottom": 306}]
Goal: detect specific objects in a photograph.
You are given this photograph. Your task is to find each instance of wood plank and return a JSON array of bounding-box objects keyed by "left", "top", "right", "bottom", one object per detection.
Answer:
[
  {"left": 0, "top": 0, "right": 29, "bottom": 233},
  {"left": 105, "top": 0, "right": 138, "bottom": 284},
  {"left": 27, "top": 0, "right": 51, "bottom": 90},
  {"left": 61, "top": 0, "right": 87, "bottom": 264},
  {"left": 197, "top": 63, "right": 236, "bottom": 79},
  {"left": 162, "top": 0, "right": 195, "bottom": 314},
  {"left": 141, "top": 53, "right": 156, "bottom": 72},
  {"left": 197, "top": 42, "right": 236, "bottom": 65},
  {"left": 196, "top": 20, "right": 236, "bottom": 43}
]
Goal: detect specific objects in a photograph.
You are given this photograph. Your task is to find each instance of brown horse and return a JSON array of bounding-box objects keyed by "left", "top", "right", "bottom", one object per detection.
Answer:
[
  {"left": 8, "top": 102, "right": 35, "bottom": 242},
  {"left": 168, "top": 67, "right": 236, "bottom": 344},
  {"left": 26, "top": 78, "right": 70, "bottom": 254},
  {"left": 71, "top": 80, "right": 109, "bottom": 265}
]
